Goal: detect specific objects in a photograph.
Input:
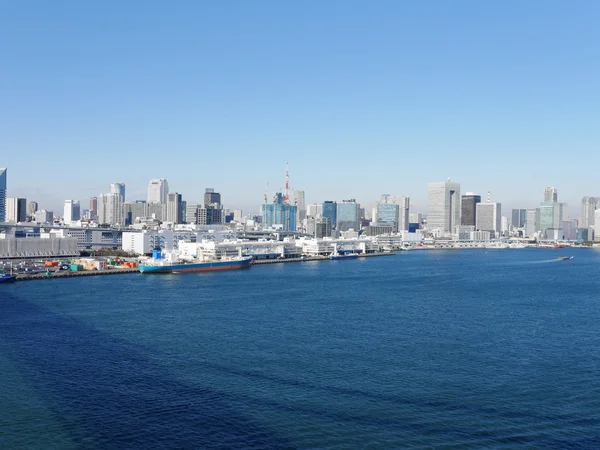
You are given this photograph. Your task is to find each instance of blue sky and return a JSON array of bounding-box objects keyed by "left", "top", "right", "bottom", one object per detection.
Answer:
[{"left": 1, "top": 1, "right": 598, "bottom": 216}]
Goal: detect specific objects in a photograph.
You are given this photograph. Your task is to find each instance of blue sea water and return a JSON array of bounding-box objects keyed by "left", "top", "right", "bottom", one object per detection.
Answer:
[{"left": 1, "top": 249, "right": 600, "bottom": 449}]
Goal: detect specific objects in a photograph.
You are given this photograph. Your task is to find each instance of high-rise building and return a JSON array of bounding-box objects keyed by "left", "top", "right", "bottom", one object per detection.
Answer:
[
  {"left": 28, "top": 201, "right": 38, "bottom": 216},
  {"left": 109, "top": 183, "right": 126, "bottom": 201},
  {"left": 428, "top": 180, "right": 461, "bottom": 234},
  {"left": 34, "top": 209, "right": 53, "bottom": 224},
  {"left": 186, "top": 204, "right": 223, "bottom": 225},
  {"left": 233, "top": 209, "right": 243, "bottom": 222},
  {"left": 476, "top": 202, "right": 502, "bottom": 235},
  {"left": 98, "top": 193, "right": 124, "bottom": 226},
  {"left": 5, "top": 198, "right": 27, "bottom": 223},
  {"left": 540, "top": 202, "right": 565, "bottom": 234},
  {"left": 376, "top": 203, "right": 400, "bottom": 232},
  {"left": 204, "top": 188, "right": 221, "bottom": 207},
  {"left": 336, "top": 200, "right": 360, "bottom": 232},
  {"left": 461, "top": 193, "right": 481, "bottom": 226},
  {"left": 544, "top": 187, "right": 558, "bottom": 202},
  {"left": 262, "top": 193, "right": 297, "bottom": 231},
  {"left": 307, "top": 203, "right": 323, "bottom": 218},
  {"left": 64, "top": 200, "right": 81, "bottom": 224},
  {"left": 511, "top": 209, "right": 527, "bottom": 228},
  {"left": 167, "top": 192, "right": 183, "bottom": 224},
  {"left": 525, "top": 208, "right": 541, "bottom": 236},
  {"left": 147, "top": 178, "right": 169, "bottom": 203},
  {"left": 89, "top": 197, "right": 98, "bottom": 219},
  {"left": 0, "top": 168, "right": 6, "bottom": 223},
  {"left": 294, "top": 190, "right": 306, "bottom": 224},
  {"left": 322, "top": 201, "right": 337, "bottom": 229},
  {"left": 581, "top": 197, "right": 600, "bottom": 229},
  {"left": 315, "top": 218, "right": 332, "bottom": 238},
  {"left": 123, "top": 201, "right": 147, "bottom": 225}
]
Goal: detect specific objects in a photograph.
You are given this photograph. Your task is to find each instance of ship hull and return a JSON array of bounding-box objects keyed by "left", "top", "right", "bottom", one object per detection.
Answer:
[
  {"left": 329, "top": 254, "right": 359, "bottom": 260},
  {"left": 0, "top": 275, "right": 16, "bottom": 283},
  {"left": 139, "top": 258, "right": 252, "bottom": 274}
]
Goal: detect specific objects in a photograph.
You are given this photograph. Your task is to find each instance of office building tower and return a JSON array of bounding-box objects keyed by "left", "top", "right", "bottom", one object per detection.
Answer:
[
  {"left": 109, "top": 183, "right": 126, "bottom": 201},
  {"left": 186, "top": 204, "right": 223, "bottom": 225},
  {"left": 428, "top": 180, "right": 461, "bottom": 234},
  {"left": 511, "top": 209, "right": 527, "bottom": 228},
  {"left": 562, "top": 220, "right": 578, "bottom": 241},
  {"left": 476, "top": 202, "right": 501, "bottom": 235},
  {"left": 204, "top": 188, "right": 221, "bottom": 207},
  {"left": 294, "top": 190, "right": 306, "bottom": 225},
  {"left": 35, "top": 209, "right": 53, "bottom": 224},
  {"left": 167, "top": 192, "right": 183, "bottom": 224},
  {"left": 0, "top": 168, "right": 6, "bottom": 223},
  {"left": 336, "top": 199, "right": 360, "bottom": 232},
  {"left": 544, "top": 187, "right": 558, "bottom": 202},
  {"left": 5, "top": 198, "right": 27, "bottom": 223},
  {"left": 64, "top": 200, "right": 81, "bottom": 224},
  {"left": 307, "top": 203, "right": 323, "bottom": 218},
  {"left": 233, "top": 209, "right": 243, "bottom": 222},
  {"left": 461, "top": 193, "right": 481, "bottom": 226},
  {"left": 581, "top": 197, "right": 600, "bottom": 229},
  {"left": 315, "top": 218, "right": 332, "bottom": 238},
  {"left": 540, "top": 202, "right": 565, "bottom": 234},
  {"left": 262, "top": 193, "right": 297, "bottom": 231},
  {"left": 89, "top": 197, "right": 98, "bottom": 219},
  {"left": 28, "top": 201, "right": 38, "bottom": 216},
  {"left": 376, "top": 203, "right": 400, "bottom": 232},
  {"left": 147, "top": 178, "right": 169, "bottom": 203},
  {"left": 322, "top": 201, "right": 337, "bottom": 229},
  {"left": 98, "top": 193, "right": 124, "bottom": 226},
  {"left": 123, "top": 201, "right": 147, "bottom": 226}
]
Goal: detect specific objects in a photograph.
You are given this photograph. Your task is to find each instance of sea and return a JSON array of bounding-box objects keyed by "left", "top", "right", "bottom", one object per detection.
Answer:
[{"left": 1, "top": 248, "right": 600, "bottom": 449}]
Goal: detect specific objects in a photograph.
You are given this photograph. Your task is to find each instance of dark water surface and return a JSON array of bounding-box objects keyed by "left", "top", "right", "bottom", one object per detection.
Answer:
[{"left": 2, "top": 249, "right": 600, "bottom": 449}]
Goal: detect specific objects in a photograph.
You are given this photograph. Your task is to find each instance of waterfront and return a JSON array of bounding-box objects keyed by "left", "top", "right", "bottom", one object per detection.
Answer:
[{"left": 1, "top": 249, "right": 600, "bottom": 448}]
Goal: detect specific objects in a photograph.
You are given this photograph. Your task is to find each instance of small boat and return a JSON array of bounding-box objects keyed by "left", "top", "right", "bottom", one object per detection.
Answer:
[
  {"left": 0, "top": 273, "right": 17, "bottom": 283},
  {"left": 329, "top": 244, "right": 359, "bottom": 260},
  {"left": 557, "top": 256, "right": 573, "bottom": 261}
]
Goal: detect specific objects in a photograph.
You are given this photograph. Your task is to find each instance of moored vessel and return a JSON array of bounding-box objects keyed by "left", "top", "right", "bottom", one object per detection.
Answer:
[
  {"left": 0, "top": 273, "right": 16, "bottom": 283},
  {"left": 139, "top": 248, "right": 252, "bottom": 274}
]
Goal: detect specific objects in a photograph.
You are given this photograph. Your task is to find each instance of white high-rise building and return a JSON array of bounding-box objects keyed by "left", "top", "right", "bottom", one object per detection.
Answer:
[
  {"left": 147, "top": 178, "right": 169, "bottom": 203},
  {"left": 109, "top": 183, "right": 126, "bottom": 201},
  {"left": 294, "top": 190, "right": 306, "bottom": 223},
  {"left": 427, "top": 180, "right": 461, "bottom": 235},
  {"left": 0, "top": 168, "right": 6, "bottom": 223},
  {"left": 98, "top": 193, "right": 124, "bottom": 226},
  {"left": 581, "top": 197, "right": 600, "bottom": 229},
  {"left": 306, "top": 203, "right": 322, "bottom": 218},
  {"left": 544, "top": 187, "right": 558, "bottom": 202},
  {"left": 64, "top": 200, "right": 81, "bottom": 224},
  {"left": 5, "top": 198, "right": 27, "bottom": 223},
  {"left": 476, "top": 202, "right": 502, "bottom": 235}
]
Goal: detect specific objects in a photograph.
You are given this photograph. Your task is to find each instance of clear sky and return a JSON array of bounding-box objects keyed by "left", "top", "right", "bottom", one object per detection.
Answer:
[{"left": 1, "top": 1, "right": 598, "bottom": 216}]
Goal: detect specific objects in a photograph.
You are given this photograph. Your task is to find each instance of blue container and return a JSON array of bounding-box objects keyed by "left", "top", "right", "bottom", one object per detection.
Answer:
[{"left": 152, "top": 249, "right": 162, "bottom": 260}]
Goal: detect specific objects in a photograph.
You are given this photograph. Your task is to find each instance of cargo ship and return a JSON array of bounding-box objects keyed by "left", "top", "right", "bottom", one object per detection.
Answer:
[{"left": 138, "top": 248, "right": 253, "bottom": 274}]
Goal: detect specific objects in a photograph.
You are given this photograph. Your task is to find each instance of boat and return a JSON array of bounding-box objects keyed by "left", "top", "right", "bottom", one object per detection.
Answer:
[
  {"left": 0, "top": 273, "right": 16, "bottom": 283},
  {"left": 329, "top": 244, "right": 359, "bottom": 260},
  {"left": 557, "top": 256, "right": 573, "bottom": 261},
  {"left": 139, "top": 248, "right": 253, "bottom": 274}
]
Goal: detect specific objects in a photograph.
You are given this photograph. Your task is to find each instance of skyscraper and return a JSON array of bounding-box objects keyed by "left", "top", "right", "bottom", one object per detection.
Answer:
[
  {"left": 322, "top": 201, "right": 337, "bottom": 229},
  {"left": 204, "top": 188, "right": 221, "bottom": 207},
  {"left": 28, "top": 201, "right": 38, "bottom": 216},
  {"left": 476, "top": 202, "right": 502, "bottom": 236},
  {"left": 544, "top": 187, "right": 558, "bottom": 202},
  {"left": 511, "top": 209, "right": 527, "bottom": 228},
  {"left": 98, "top": 193, "right": 124, "bottom": 226},
  {"left": 109, "top": 183, "right": 126, "bottom": 201},
  {"left": 0, "top": 168, "right": 6, "bottom": 223},
  {"left": 294, "top": 190, "right": 306, "bottom": 222},
  {"left": 89, "top": 197, "right": 98, "bottom": 219},
  {"left": 262, "top": 193, "right": 297, "bottom": 231},
  {"left": 428, "top": 180, "right": 461, "bottom": 234},
  {"left": 581, "top": 197, "right": 600, "bottom": 229},
  {"left": 5, "top": 198, "right": 27, "bottom": 223},
  {"left": 64, "top": 200, "right": 81, "bottom": 224},
  {"left": 376, "top": 203, "right": 400, "bottom": 232},
  {"left": 461, "top": 193, "right": 481, "bottom": 226},
  {"left": 167, "top": 192, "right": 183, "bottom": 224},
  {"left": 336, "top": 200, "right": 360, "bottom": 232},
  {"left": 147, "top": 178, "right": 169, "bottom": 203}
]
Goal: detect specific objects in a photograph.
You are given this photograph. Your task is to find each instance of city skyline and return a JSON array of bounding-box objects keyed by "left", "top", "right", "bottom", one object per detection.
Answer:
[{"left": 1, "top": 2, "right": 599, "bottom": 214}]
